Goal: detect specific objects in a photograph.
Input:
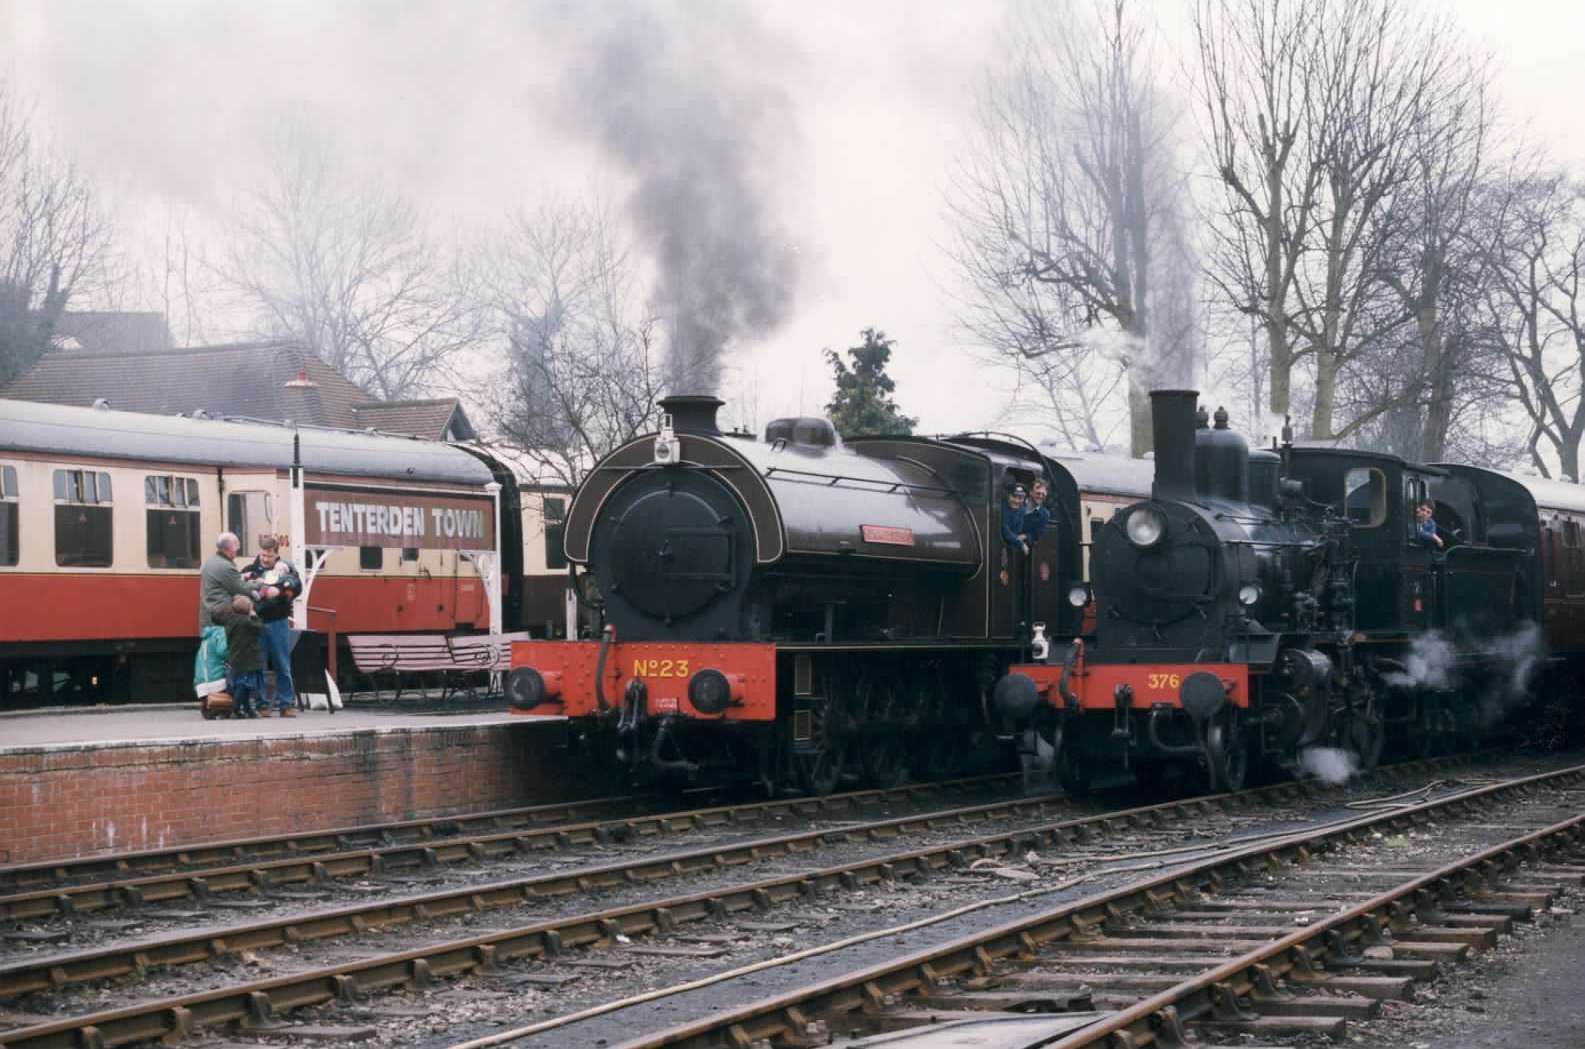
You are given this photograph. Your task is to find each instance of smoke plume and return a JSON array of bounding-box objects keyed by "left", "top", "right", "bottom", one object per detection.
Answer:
[{"left": 555, "top": 2, "right": 803, "bottom": 395}]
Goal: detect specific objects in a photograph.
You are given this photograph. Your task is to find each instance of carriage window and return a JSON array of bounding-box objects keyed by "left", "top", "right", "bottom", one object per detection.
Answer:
[
  {"left": 360, "top": 546, "right": 383, "bottom": 570},
  {"left": 543, "top": 495, "right": 568, "bottom": 571},
  {"left": 0, "top": 464, "right": 17, "bottom": 567},
  {"left": 1343, "top": 467, "right": 1387, "bottom": 528},
  {"left": 1565, "top": 520, "right": 1585, "bottom": 597},
  {"left": 226, "top": 490, "right": 274, "bottom": 556},
  {"left": 401, "top": 547, "right": 419, "bottom": 562},
  {"left": 53, "top": 468, "right": 113, "bottom": 567},
  {"left": 145, "top": 474, "right": 202, "bottom": 568}
]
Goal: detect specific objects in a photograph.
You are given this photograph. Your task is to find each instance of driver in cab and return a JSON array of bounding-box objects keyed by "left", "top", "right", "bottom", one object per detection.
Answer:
[{"left": 1413, "top": 501, "right": 1444, "bottom": 549}]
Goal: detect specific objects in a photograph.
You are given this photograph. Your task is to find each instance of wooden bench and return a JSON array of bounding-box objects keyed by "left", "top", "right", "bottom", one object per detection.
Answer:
[
  {"left": 446, "top": 632, "right": 531, "bottom": 674},
  {"left": 345, "top": 632, "right": 531, "bottom": 702}
]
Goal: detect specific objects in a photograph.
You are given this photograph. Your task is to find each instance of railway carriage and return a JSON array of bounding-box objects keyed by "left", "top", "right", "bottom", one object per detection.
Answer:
[
  {"left": 507, "top": 395, "right": 1151, "bottom": 793},
  {"left": 0, "top": 398, "right": 540, "bottom": 705}
]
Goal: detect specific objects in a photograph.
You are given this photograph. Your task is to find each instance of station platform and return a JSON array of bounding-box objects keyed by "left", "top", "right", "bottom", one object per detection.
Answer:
[{"left": 0, "top": 705, "right": 576, "bottom": 867}]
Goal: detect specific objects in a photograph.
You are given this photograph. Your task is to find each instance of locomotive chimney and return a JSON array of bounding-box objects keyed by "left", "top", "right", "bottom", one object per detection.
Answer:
[
  {"left": 1150, "top": 389, "right": 1200, "bottom": 500},
  {"left": 657, "top": 394, "right": 725, "bottom": 436}
]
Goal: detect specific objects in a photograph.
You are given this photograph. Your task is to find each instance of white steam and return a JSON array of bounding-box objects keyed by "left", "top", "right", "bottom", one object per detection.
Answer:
[
  {"left": 1382, "top": 631, "right": 1458, "bottom": 690},
  {"left": 1490, "top": 621, "right": 1543, "bottom": 697},
  {"left": 1299, "top": 746, "right": 1359, "bottom": 786},
  {"left": 1478, "top": 621, "right": 1545, "bottom": 726},
  {"left": 1378, "top": 622, "right": 1546, "bottom": 729}
]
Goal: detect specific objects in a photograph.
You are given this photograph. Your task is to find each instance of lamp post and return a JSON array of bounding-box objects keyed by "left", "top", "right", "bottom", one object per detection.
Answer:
[{"left": 484, "top": 481, "right": 504, "bottom": 695}]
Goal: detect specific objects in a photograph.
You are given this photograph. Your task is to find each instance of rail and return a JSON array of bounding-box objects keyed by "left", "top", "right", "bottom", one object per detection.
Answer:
[
  {"left": 0, "top": 755, "right": 1492, "bottom": 1044},
  {"left": 610, "top": 761, "right": 1585, "bottom": 1049}
]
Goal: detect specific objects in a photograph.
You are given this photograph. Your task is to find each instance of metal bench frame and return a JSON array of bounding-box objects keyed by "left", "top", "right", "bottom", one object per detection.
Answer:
[{"left": 345, "top": 632, "right": 529, "bottom": 703}]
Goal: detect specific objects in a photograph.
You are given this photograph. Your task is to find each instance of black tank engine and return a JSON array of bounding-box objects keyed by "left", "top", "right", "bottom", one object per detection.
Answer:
[{"left": 999, "top": 388, "right": 1544, "bottom": 794}]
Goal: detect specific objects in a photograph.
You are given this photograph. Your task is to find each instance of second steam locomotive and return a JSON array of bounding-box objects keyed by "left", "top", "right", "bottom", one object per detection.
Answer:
[
  {"left": 1000, "top": 389, "right": 1585, "bottom": 795},
  {"left": 513, "top": 389, "right": 1585, "bottom": 795}
]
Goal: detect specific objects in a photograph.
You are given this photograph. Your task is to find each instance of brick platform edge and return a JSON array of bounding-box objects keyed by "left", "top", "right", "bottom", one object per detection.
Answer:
[{"left": 0, "top": 722, "right": 573, "bottom": 865}]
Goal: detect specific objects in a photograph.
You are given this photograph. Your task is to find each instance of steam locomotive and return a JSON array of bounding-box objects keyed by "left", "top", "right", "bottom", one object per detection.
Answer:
[
  {"left": 998, "top": 390, "right": 1585, "bottom": 794},
  {"left": 507, "top": 395, "right": 1151, "bottom": 793}
]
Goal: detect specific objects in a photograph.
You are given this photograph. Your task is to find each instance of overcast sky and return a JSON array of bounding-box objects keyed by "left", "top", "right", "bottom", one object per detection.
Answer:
[{"left": 3, "top": 0, "right": 1583, "bottom": 438}]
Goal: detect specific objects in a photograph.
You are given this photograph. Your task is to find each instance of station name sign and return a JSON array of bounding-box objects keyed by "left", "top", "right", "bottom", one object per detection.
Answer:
[{"left": 304, "top": 487, "right": 495, "bottom": 551}]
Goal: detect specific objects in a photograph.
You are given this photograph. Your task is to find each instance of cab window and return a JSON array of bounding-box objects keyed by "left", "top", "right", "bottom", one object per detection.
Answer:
[
  {"left": 53, "top": 468, "right": 114, "bottom": 567},
  {"left": 1343, "top": 467, "right": 1386, "bottom": 528},
  {"left": 146, "top": 474, "right": 202, "bottom": 568},
  {"left": 0, "top": 464, "right": 17, "bottom": 566}
]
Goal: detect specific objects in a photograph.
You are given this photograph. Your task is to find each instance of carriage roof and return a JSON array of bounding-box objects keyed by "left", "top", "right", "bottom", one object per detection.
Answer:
[{"left": 0, "top": 398, "right": 495, "bottom": 487}]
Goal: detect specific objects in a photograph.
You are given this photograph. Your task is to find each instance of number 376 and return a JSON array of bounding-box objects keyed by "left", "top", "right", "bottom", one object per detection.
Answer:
[{"left": 1146, "top": 673, "right": 1181, "bottom": 689}]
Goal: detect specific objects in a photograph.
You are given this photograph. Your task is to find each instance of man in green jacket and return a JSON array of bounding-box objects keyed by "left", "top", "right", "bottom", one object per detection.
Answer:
[{"left": 199, "top": 532, "right": 254, "bottom": 630}]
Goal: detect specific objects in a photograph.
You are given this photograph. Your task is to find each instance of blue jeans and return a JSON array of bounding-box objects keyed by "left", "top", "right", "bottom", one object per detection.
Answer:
[
  {"left": 261, "top": 618, "right": 296, "bottom": 711},
  {"left": 232, "top": 670, "right": 264, "bottom": 713}
]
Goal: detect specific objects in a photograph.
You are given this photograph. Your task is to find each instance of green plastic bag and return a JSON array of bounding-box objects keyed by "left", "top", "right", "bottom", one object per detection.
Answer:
[{"left": 194, "top": 625, "right": 229, "bottom": 696}]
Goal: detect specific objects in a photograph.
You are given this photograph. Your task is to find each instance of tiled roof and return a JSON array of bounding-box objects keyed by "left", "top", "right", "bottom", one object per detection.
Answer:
[
  {"left": 0, "top": 342, "right": 370, "bottom": 430},
  {"left": 351, "top": 399, "right": 476, "bottom": 442}
]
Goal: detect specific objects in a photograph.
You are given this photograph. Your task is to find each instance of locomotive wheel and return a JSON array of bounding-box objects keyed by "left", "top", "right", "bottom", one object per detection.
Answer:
[
  {"left": 1052, "top": 718, "right": 1092, "bottom": 799},
  {"left": 1204, "top": 713, "right": 1248, "bottom": 793},
  {"left": 1414, "top": 696, "right": 1446, "bottom": 757},
  {"left": 793, "top": 745, "right": 846, "bottom": 796},
  {"left": 921, "top": 736, "right": 963, "bottom": 780},
  {"left": 1344, "top": 704, "right": 1385, "bottom": 772},
  {"left": 1134, "top": 760, "right": 1181, "bottom": 797},
  {"left": 861, "top": 738, "right": 907, "bottom": 790}
]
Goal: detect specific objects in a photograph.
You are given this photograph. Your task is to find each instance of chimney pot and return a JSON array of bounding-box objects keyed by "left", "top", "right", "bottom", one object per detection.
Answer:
[
  {"left": 1150, "top": 389, "right": 1200, "bottom": 500},
  {"left": 657, "top": 394, "right": 724, "bottom": 436}
]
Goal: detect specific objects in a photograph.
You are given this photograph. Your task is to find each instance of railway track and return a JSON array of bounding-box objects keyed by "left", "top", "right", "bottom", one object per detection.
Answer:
[
  {"left": 0, "top": 773, "right": 1029, "bottom": 920},
  {"left": 0, "top": 753, "right": 1499, "bottom": 1047},
  {"left": 601, "top": 763, "right": 1585, "bottom": 1049}
]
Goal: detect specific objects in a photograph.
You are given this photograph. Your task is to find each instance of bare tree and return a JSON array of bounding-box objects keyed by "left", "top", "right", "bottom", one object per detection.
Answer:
[
  {"left": 1366, "top": 53, "right": 1496, "bottom": 460},
  {"left": 481, "top": 201, "right": 663, "bottom": 489},
  {"left": 1196, "top": 0, "right": 1484, "bottom": 443},
  {"left": 952, "top": 0, "right": 1195, "bottom": 456},
  {"left": 218, "top": 126, "right": 480, "bottom": 399},
  {"left": 148, "top": 207, "right": 219, "bottom": 347},
  {"left": 1194, "top": 0, "right": 1326, "bottom": 423},
  {"left": 1292, "top": 0, "right": 1455, "bottom": 440},
  {"left": 1474, "top": 172, "right": 1585, "bottom": 480},
  {"left": 0, "top": 84, "right": 111, "bottom": 384}
]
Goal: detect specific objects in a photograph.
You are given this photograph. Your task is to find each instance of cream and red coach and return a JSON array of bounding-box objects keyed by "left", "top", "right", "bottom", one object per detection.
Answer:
[
  {"left": 507, "top": 395, "right": 1150, "bottom": 794},
  {"left": 0, "top": 398, "right": 535, "bottom": 704}
]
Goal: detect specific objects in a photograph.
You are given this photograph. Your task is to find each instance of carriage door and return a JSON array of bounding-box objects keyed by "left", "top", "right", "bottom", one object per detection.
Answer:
[
  {"left": 226, "top": 490, "right": 275, "bottom": 558},
  {"left": 1563, "top": 517, "right": 1585, "bottom": 637},
  {"left": 455, "top": 549, "right": 484, "bottom": 627}
]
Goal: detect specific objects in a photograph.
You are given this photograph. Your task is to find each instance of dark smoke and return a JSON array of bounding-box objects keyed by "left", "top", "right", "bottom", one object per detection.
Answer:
[{"left": 556, "top": 2, "right": 802, "bottom": 394}]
